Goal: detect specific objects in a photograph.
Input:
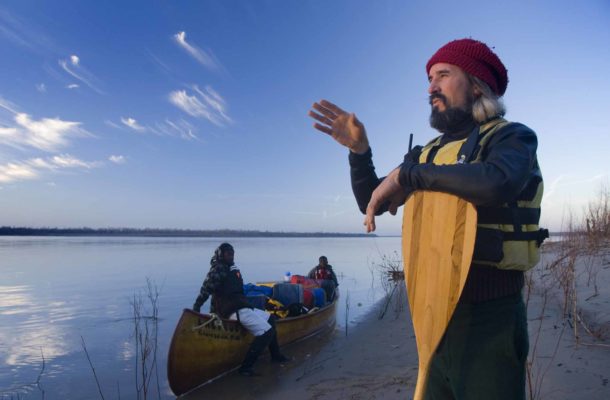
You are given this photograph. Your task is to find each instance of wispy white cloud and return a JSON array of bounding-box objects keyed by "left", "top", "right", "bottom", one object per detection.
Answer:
[
  {"left": 0, "top": 161, "right": 38, "bottom": 183},
  {"left": 109, "top": 155, "right": 126, "bottom": 164},
  {"left": 169, "top": 85, "right": 232, "bottom": 127},
  {"left": 0, "top": 96, "right": 19, "bottom": 114},
  {"left": 0, "top": 97, "right": 100, "bottom": 185},
  {"left": 543, "top": 173, "right": 609, "bottom": 206},
  {"left": 1, "top": 97, "right": 91, "bottom": 159},
  {"left": 172, "top": 31, "right": 220, "bottom": 70},
  {"left": 27, "top": 157, "right": 56, "bottom": 169},
  {"left": 120, "top": 117, "right": 146, "bottom": 132},
  {"left": 0, "top": 154, "right": 99, "bottom": 184},
  {"left": 151, "top": 119, "right": 199, "bottom": 141},
  {"left": 104, "top": 120, "right": 122, "bottom": 130},
  {"left": 0, "top": 111, "right": 85, "bottom": 152},
  {"left": 0, "top": 11, "right": 32, "bottom": 49},
  {"left": 0, "top": 8, "right": 55, "bottom": 53},
  {"left": 146, "top": 50, "right": 172, "bottom": 74},
  {"left": 193, "top": 85, "right": 231, "bottom": 122},
  {"left": 66, "top": 84, "right": 79, "bottom": 90},
  {"left": 107, "top": 116, "right": 199, "bottom": 142},
  {"left": 35, "top": 83, "right": 46, "bottom": 93},
  {"left": 51, "top": 154, "right": 98, "bottom": 169},
  {"left": 59, "top": 54, "right": 104, "bottom": 94}
]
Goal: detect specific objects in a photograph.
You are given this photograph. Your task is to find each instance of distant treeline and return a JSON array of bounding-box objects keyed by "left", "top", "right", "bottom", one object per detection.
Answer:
[{"left": 0, "top": 226, "right": 375, "bottom": 238}]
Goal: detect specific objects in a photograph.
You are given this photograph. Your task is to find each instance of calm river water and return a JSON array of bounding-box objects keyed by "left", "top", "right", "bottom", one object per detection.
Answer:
[{"left": 0, "top": 236, "right": 401, "bottom": 399}]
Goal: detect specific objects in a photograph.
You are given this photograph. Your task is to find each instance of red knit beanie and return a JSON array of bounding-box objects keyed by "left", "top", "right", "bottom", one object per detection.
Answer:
[{"left": 426, "top": 39, "right": 508, "bottom": 96}]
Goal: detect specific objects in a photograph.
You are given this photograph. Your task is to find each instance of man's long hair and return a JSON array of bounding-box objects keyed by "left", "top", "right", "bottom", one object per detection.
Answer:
[{"left": 468, "top": 75, "right": 506, "bottom": 123}]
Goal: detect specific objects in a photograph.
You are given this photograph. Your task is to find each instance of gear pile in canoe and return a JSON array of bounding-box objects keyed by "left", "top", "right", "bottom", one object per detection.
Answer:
[{"left": 167, "top": 276, "right": 339, "bottom": 396}]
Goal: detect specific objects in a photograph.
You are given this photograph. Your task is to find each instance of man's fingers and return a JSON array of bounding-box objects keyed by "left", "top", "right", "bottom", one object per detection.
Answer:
[
  {"left": 313, "top": 123, "right": 332, "bottom": 135},
  {"left": 308, "top": 110, "right": 334, "bottom": 127},
  {"left": 364, "top": 197, "right": 380, "bottom": 232},
  {"left": 364, "top": 215, "right": 376, "bottom": 233},
  {"left": 319, "top": 99, "right": 346, "bottom": 116},
  {"left": 312, "top": 102, "right": 339, "bottom": 119}
]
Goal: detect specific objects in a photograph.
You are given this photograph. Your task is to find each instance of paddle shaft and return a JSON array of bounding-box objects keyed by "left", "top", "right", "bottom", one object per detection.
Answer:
[{"left": 413, "top": 364, "right": 429, "bottom": 400}]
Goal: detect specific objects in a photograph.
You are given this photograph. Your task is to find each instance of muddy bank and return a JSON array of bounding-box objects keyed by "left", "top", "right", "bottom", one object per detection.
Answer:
[
  {"left": 181, "top": 284, "right": 416, "bottom": 400},
  {"left": 181, "top": 243, "right": 610, "bottom": 399}
]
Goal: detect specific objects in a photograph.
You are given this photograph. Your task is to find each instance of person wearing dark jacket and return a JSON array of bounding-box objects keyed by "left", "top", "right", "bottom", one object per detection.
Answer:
[
  {"left": 308, "top": 255, "right": 339, "bottom": 301},
  {"left": 308, "top": 39, "right": 547, "bottom": 400},
  {"left": 193, "top": 243, "right": 289, "bottom": 376},
  {"left": 307, "top": 256, "right": 339, "bottom": 287}
]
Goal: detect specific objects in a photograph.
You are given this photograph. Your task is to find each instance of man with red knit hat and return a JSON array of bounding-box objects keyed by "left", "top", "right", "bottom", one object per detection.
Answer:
[{"left": 308, "top": 38, "right": 547, "bottom": 399}]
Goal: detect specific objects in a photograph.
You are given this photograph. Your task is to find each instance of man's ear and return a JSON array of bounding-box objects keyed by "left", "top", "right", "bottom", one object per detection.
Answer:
[{"left": 473, "top": 85, "right": 482, "bottom": 98}]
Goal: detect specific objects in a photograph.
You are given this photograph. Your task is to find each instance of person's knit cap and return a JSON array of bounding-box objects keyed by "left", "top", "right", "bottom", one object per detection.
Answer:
[{"left": 426, "top": 38, "right": 508, "bottom": 96}]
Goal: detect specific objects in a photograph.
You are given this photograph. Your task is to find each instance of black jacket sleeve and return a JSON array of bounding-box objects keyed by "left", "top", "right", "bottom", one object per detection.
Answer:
[
  {"left": 193, "top": 263, "right": 229, "bottom": 312},
  {"left": 400, "top": 123, "right": 538, "bottom": 206},
  {"left": 328, "top": 266, "right": 339, "bottom": 287},
  {"left": 349, "top": 148, "right": 390, "bottom": 215}
]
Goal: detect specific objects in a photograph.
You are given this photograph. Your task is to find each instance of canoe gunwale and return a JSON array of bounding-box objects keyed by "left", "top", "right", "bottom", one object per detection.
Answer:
[{"left": 168, "top": 297, "right": 338, "bottom": 396}]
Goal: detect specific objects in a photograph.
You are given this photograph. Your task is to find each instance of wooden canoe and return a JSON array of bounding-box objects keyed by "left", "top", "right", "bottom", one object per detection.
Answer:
[
  {"left": 167, "top": 297, "right": 338, "bottom": 396},
  {"left": 402, "top": 191, "right": 477, "bottom": 400}
]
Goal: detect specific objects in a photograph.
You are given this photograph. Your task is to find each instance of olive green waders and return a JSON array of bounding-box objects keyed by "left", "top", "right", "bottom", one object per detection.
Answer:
[{"left": 424, "top": 292, "right": 529, "bottom": 400}]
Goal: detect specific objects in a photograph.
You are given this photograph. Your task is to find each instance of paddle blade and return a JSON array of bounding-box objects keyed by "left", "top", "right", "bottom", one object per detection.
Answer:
[{"left": 402, "top": 191, "right": 477, "bottom": 399}]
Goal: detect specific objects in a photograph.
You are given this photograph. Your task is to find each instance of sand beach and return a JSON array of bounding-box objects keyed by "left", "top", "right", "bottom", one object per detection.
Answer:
[{"left": 182, "top": 240, "right": 610, "bottom": 400}]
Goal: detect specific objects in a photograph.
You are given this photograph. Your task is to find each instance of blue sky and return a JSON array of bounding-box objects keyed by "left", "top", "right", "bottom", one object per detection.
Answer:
[{"left": 0, "top": 0, "right": 608, "bottom": 234}]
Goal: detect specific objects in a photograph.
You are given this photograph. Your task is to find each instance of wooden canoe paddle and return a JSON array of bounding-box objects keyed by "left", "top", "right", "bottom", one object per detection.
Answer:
[{"left": 402, "top": 191, "right": 477, "bottom": 400}]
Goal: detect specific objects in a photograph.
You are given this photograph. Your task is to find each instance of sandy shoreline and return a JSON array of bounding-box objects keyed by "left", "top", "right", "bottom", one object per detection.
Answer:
[
  {"left": 183, "top": 243, "right": 610, "bottom": 399},
  {"left": 182, "top": 286, "right": 416, "bottom": 400}
]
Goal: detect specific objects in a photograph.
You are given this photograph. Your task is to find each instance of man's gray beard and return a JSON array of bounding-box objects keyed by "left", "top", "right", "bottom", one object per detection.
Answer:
[{"left": 429, "top": 106, "right": 475, "bottom": 136}]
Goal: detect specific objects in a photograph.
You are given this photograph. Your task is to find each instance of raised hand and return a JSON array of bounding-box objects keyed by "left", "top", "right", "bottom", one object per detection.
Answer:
[{"left": 308, "top": 99, "right": 370, "bottom": 154}]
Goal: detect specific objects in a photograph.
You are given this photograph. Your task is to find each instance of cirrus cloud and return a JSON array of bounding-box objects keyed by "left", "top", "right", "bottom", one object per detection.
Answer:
[
  {"left": 172, "top": 31, "right": 220, "bottom": 71},
  {"left": 169, "top": 85, "right": 232, "bottom": 127},
  {"left": 109, "top": 155, "right": 126, "bottom": 164},
  {"left": 59, "top": 54, "right": 104, "bottom": 94},
  {"left": 0, "top": 111, "right": 86, "bottom": 153},
  {"left": 0, "top": 154, "right": 100, "bottom": 184},
  {"left": 120, "top": 117, "right": 146, "bottom": 132}
]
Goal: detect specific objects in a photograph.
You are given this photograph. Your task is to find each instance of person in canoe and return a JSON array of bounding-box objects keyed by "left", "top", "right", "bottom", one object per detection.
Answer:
[
  {"left": 192, "top": 242, "right": 290, "bottom": 376},
  {"left": 308, "top": 39, "right": 548, "bottom": 399},
  {"left": 308, "top": 255, "right": 339, "bottom": 301}
]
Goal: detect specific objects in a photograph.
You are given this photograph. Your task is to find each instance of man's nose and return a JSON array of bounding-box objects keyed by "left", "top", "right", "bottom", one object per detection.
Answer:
[{"left": 428, "top": 80, "right": 440, "bottom": 95}]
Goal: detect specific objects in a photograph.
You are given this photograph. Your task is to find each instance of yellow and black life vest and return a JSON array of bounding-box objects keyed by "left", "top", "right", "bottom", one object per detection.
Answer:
[{"left": 419, "top": 118, "right": 548, "bottom": 271}]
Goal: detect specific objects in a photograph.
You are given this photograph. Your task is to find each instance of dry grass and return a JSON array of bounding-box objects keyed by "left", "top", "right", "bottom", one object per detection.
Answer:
[
  {"left": 0, "top": 350, "right": 45, "bottom": 400},
  {"left": 131, "top": 278, "right": 162, "bottom": 400},
  {"left": 81, "top": 277, "right": 162, "bottom": 400},
  {"left": 525, "top": 182, "right": 610, "bottom": 398},
  {"left": 369, "top": 251, "right": 405, "bottom": 320}
]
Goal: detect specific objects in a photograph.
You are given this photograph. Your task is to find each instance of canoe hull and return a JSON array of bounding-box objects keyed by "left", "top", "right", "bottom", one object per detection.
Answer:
[{"left": 167, "top": 300, "right": 337, "bottom": 396}]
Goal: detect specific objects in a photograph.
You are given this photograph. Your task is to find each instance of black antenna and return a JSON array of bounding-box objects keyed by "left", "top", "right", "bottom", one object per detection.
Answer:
[{"left": 408, "top": 133, "right": 413, "bottom": 152}]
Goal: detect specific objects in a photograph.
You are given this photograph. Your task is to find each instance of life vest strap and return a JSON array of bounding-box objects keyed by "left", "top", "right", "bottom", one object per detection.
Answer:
[
  {"left": 477, "top": 207, "right": 541, "bottom": 225},
  {"left": 502, "top": 228, "right": 549, "bottom": 246}
]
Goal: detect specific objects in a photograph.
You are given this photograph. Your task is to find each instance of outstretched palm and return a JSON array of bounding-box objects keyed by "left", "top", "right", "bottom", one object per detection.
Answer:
[{"left": 308, "top": 99, "right": 369, "bottom": 154}]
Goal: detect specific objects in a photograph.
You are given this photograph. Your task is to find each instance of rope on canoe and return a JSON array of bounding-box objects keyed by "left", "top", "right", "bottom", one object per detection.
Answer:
[{"left": 192, "top": 313, "right": 225, "bottom": 331}]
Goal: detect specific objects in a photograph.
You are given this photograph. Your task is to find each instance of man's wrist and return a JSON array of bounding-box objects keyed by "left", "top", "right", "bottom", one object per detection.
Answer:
[
  {"left": 350, "top": 142, "right": 370, "bottom": 155},
  {"left": 348, "top": 146, "right": 373, "bottom": 166},
  {"left": 349, "top": 146, "right": 371, "bottom": 157}
]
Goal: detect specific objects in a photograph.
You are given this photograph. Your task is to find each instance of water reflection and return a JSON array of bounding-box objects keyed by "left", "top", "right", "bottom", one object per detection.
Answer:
[
  {"left": 0, "top": 236, "right": 401, "bottom": 399},
  {"left": 0, "top": 285, "right": 71, "bottom": 372},
  {"left": 0, "top": 285, "right": 32, "bottom": 315}
]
